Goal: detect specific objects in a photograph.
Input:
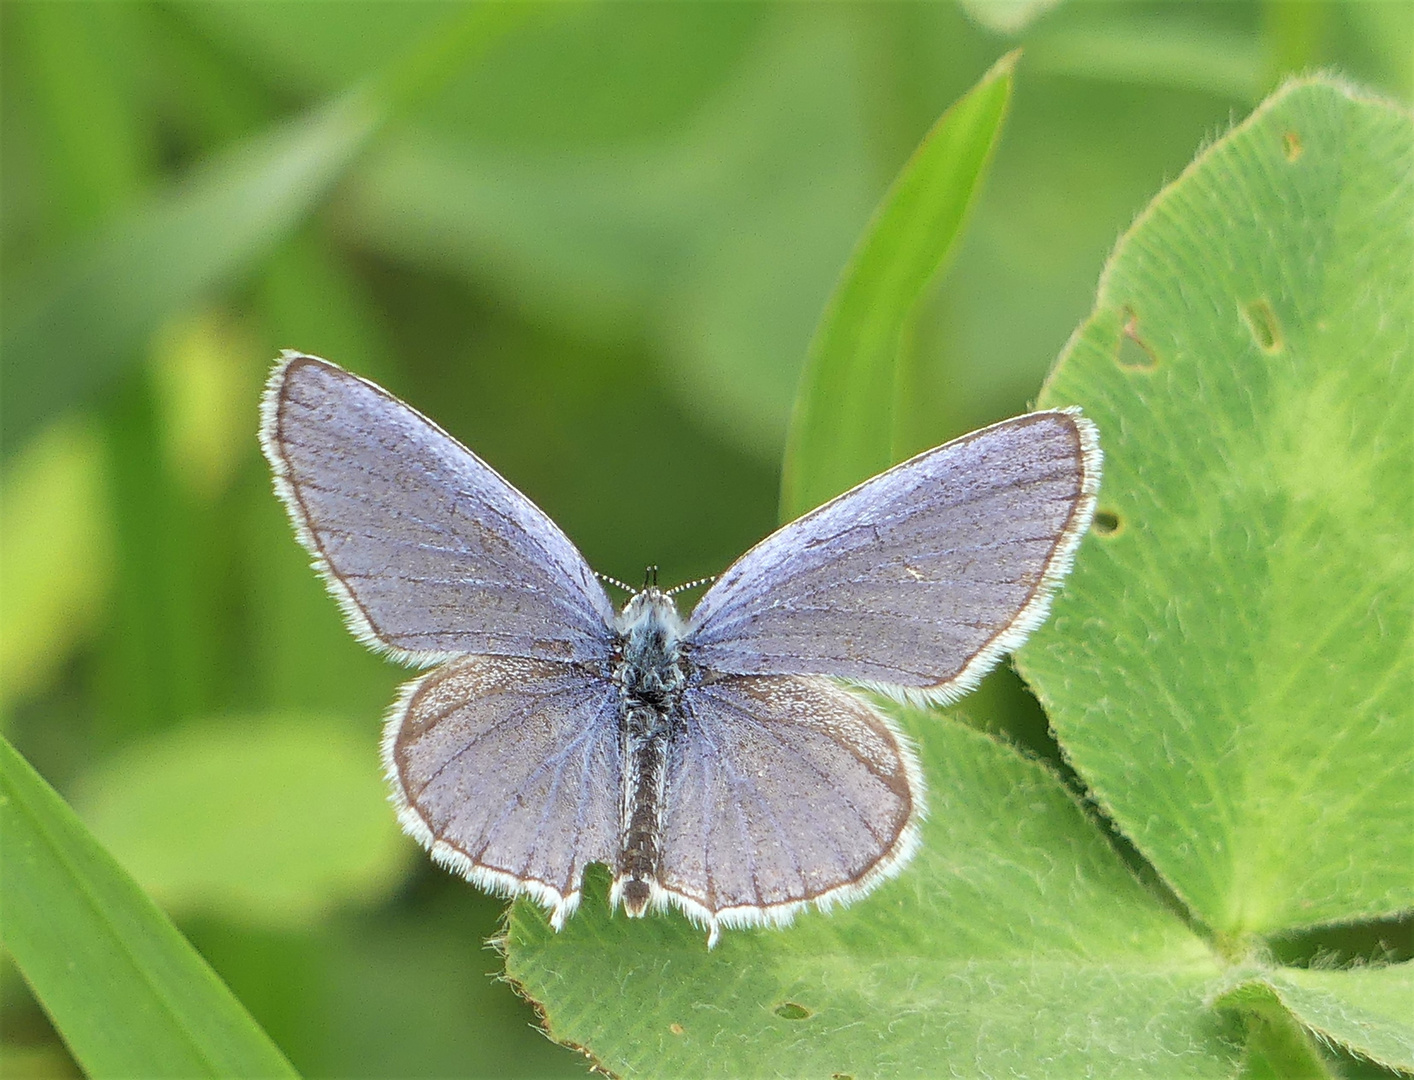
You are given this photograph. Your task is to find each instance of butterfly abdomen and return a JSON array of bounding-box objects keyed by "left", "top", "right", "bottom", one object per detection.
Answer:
[{"left": 615, "top": 701, "right": 674, "bottom": 916}]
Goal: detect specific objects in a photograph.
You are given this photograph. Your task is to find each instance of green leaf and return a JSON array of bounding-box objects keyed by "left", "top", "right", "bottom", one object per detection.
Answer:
[
  {"left": 1258, "top": 965, "right": 1414, "bottom": 1073},
  {"left": 505, "top": 710, "right": 1236, "bottom": 1078},
  {"left": 0, "top": 735, "right": 296, "bottom": 1078},
  {"left": 1017, "top": 77, "right": 1414, "bottom": 940},
  {"left": 70, "top": 715, "right": 409, "bottom": 928},
  {"left": 1218, "top": 982, "right": 1334, "bottom": 1080},
  {"left": 0, "top": 4, "right": 530, "bottom": 456},
  {"left": 779, "top": 50, "right": 1017, "bottom": 520}
]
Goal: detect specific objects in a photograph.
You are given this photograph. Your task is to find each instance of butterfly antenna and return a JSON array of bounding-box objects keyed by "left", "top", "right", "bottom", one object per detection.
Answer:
[
  {"left": 665, "top": 575, "right": 717, "bottom": 598},
  {"left": 596, "top": 571, "right": 639, "bottom": 596}
]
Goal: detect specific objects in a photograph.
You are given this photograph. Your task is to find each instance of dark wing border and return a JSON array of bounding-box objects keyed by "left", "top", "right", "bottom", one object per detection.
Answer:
[{"left": 900, "top": 408, "right": 1101, "bottom": 704}]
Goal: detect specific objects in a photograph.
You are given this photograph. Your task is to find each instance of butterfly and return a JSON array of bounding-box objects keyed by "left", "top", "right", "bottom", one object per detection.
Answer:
[{"left": 260, "top": 352, "right": 1099, "bottom": 945}]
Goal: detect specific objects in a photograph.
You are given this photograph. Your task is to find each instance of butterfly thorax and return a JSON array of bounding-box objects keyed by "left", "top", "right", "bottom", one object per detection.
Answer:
[
  {"left": 612, "top": 588, "right": 688, "bottom": 916},
  {"left": 614, "top": 588, "right": 689, "bottom": 704}
]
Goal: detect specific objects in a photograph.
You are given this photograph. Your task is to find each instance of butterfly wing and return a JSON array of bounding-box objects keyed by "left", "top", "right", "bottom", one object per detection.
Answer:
[
  {"left": 656, "top": 674, "right": 919, "bottom": 938},
  {"left": 260, "top": 353, "right": 616, "bottom": 666},
  {"left": 687, "top": 410, "right": 1100, "bottom": 702},
  {"left": 384, "top": 655, "right": 621, "bottom": 926}
]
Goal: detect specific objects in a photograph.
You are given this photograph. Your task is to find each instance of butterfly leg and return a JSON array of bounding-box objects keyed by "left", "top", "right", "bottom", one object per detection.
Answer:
[{"left": 612, "top": 702, "right": 676, "bottom": 916}]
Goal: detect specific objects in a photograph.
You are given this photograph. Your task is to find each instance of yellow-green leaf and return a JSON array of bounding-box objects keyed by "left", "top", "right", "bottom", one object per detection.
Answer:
[{"left": 1018, "top": 77, "right": 1414, "bottom": 939}]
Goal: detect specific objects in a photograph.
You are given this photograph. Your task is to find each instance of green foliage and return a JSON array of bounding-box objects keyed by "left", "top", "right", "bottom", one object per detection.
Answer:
[
  {"left": 0, "top": 4, "right": 528, "bottom": 454},
  {"left": 1222, "top": 982, "right": 1330, "bottom": 1080},
  {"left": 1221, "top": 969, "right": 1414, "bottom": 1074},
  {"left": 0, "top": 735, "right": 295, "bottom": 1078},
  {"left": 1, "top": 90, "right": 374, "bottom": 454},
  {"left": 1023, "top": 73, "right": 1414, "bottom": 1075},
  {"left": 0, "top": 419, "right": 112, "bottom": 708}
]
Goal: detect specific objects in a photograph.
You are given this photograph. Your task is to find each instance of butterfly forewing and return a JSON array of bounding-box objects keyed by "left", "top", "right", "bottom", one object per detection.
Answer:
[
  {"left": 687, "top": 411, "right": 1099, "bottom": 700},
  {"left": 657, "top": 675, "right": 919, "bottom": 926},
  {"left": 260, "top": 354, "right": 616, "bottom": 666},
  {"left": 385, "top": 655, "right": 621, "bottom": 923}
]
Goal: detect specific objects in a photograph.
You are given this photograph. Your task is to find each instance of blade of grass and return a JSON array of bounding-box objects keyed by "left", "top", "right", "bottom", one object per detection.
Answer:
[
  {"left": 0, "top": 735, "right": 296, "bottom": 1078},
  {"left": 779, "top": 49, "right": 1017, "bottom": 521},
  {"left": 0, "top": 4, "right": 534, "bottom": 456}
]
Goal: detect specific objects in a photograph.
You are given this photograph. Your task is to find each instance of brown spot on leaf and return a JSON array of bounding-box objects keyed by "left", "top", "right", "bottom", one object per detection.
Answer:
[
  {"left": 1241, "top": 299, "right": 1283, "bottom": 353},
  {"left": 1116, "top": 307, "right": 1158, "bottom": 370}
]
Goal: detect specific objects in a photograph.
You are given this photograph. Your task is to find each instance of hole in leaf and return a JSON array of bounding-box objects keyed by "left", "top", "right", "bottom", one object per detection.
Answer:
[
  {"left": 1093, "top": 510, "right": 1121, "bottom": 536},
  {"left": 1115, "top": 308, "right": 1158, "bottom": 370},
  {"left": 669, "top": 1023, "right": 684, "bottom": 1036},
  {"left": 774, "top": 1002, "right": 812, "bottom": 1020},
  {"left": 1241, "top": 299, "right": 1283, "bottom": 353},
  {"left": 1282, "top": 130, "right": 1303, "bottom": 161},
  {"left": 832, "top": 1074, "right": 856, "bottom": 1080}
]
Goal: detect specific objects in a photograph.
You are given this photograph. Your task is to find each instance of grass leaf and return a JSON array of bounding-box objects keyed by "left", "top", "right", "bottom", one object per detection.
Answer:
[
  {"left": 0, "top": 735, "right": 296, "bottom": 1078},
  {"left": 779, "top": 50, "right": 1016, "bottom": 520}
]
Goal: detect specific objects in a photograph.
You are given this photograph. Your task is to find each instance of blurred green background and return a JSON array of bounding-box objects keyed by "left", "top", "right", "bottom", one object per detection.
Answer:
[{"left": 1, "top": 2, "right": 1409, "bottom": 1076}]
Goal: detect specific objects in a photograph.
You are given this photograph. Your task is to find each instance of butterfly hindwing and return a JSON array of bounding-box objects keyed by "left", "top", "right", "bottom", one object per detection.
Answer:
[
  {"left": 384, "top": 654, "right": 621, "bottom": 927},
  {"left": 655, "top": 674, "right": 920, "bottom": 933}
]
